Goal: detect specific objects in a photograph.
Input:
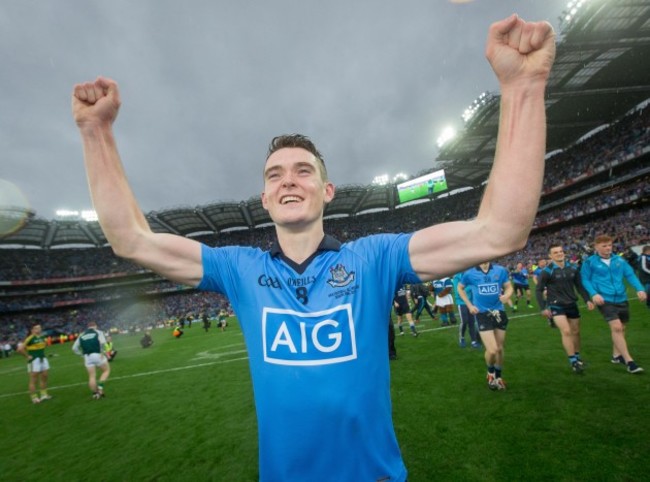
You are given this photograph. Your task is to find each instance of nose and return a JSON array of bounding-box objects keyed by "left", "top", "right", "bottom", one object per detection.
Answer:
[{"left": 281, "top": 172, "right": 296, "bottom": 187}]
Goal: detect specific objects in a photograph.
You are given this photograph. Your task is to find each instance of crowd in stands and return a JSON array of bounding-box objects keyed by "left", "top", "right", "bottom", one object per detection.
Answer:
[
  {"left": 542, "top": 105, "right": 649, "bottom": 193},
  {"left": 0, "top": 290, "right": 230, "bottom": 348},
  {"left": 1, "top": 104, "right": 648, "bottom": 349}
]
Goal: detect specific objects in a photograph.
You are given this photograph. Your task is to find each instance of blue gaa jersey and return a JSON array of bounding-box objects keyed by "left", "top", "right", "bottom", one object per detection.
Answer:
[
  {"left": 461, "top": 264, "right": 509, "bottom": 312},
  {"left": 199, "top": 233, "right": 420, "bottom": 482},
  {"left": 511, "top": 268, "right": 529, "bottom": 286}
]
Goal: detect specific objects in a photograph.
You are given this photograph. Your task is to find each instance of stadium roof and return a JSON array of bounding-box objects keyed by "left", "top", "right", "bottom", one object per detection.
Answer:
[
  {"left": 437, "top": 0, "right": 650, "bottom": 187},
  {"left": 3, "top": 0, "right": 650, "bottom": 249}
]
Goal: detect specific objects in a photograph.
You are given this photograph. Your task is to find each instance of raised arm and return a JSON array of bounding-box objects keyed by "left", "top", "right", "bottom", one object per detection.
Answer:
[
  {"left": 410, "top": 15, "right": 556, "bottom": 280},
  {"left": 72, "top": 77, "right": 203, "bottom": 286}
]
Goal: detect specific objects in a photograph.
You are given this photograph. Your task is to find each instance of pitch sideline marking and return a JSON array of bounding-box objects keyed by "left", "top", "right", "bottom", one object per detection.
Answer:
[{"left": 0, "top": 352, "right": 250, "bottom": 399}]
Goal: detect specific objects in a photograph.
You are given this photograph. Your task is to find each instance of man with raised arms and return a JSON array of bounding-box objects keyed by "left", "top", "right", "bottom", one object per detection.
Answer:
[{"left": 72, "top": 15, "right": 555, "bottom": 481}]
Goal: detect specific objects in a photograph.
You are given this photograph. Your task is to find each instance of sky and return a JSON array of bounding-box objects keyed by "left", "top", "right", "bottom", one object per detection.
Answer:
[{"left": 0, "top": 0, "right": 569, "bottom": 220}]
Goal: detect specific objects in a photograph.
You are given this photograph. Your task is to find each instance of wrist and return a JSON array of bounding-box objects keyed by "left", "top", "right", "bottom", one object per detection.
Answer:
[{"left": 78, "top": 120, "right": 115, "bottom": 139}]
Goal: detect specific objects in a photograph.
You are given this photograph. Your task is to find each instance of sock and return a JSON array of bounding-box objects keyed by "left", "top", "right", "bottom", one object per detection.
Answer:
[
  {"left": 31, "top": 393, "right": 39, "bottom": 401},
  {"left": 569, "top": 355, "right": 578, "bottom": 365},
  {"left": 487, "top": 365, "right": 495, "bottom": 374},
  {"left": 575, "top": 352, "right": 581, "bottom": 361},
  {"left": 449, "top": 313, "right": 457, "bottom": 324},
  {"left": 494, "top": 366, "right": 502, "bottom": 378},
  {"left": 98, "top": 383, "right": 104, "bottom": 393},
  {"left": 410, "top": 324, "right": 417, "bottom": 334},
  {"left": 441, "top": 314, "right": 448, "bottom": 324}
]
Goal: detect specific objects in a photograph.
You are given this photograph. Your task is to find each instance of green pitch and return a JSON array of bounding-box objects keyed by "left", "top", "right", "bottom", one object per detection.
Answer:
[{"left": 2, "top": 298, "right": 649, "bottom": 481}]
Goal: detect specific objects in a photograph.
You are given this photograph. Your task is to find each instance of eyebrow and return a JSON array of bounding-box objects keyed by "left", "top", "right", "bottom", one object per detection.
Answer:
[{"left": 264, "top": 161, "right": 316, "bottom": 178}]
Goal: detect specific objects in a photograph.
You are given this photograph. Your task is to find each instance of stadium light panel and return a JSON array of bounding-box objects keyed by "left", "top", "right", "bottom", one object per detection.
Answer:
[
  {"left": 372, "top": 174, "right": 389, "bottom": 186},
  {"left": 436, "top": 126, "right": 456, "bottom": 148}
]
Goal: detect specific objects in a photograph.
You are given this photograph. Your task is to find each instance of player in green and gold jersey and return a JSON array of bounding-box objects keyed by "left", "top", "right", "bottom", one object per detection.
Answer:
[{"left": 17, "top": 323, "right": 52, "bottom": 404}]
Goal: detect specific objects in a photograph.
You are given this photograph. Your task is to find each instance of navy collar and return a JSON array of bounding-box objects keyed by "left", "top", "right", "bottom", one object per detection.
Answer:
[{"left": 270, "top": 234, "right": 342, "bottom": 274}]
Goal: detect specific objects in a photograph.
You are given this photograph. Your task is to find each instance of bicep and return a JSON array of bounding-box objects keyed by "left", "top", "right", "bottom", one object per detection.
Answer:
[
  {"left": 409, "top": 219, "right": 501, "bottom": 280},
  {"left": 126, "top": 232, "right": 204, "bottom": 287}
]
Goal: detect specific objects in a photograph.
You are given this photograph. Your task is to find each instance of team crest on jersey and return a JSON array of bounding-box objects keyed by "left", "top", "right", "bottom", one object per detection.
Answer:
[{"left": 327, "top": 263, "right": 355, "bottom": 288}]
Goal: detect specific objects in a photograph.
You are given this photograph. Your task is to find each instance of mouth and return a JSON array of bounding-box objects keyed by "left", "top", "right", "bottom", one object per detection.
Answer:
[{"left": 280, "top": 195, "right": 302, "bottom": 205}]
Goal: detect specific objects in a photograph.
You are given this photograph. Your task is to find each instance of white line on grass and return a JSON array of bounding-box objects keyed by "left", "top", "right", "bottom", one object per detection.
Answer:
[{"left": 0, "top": 353, "right": 250, "bottom": 400}]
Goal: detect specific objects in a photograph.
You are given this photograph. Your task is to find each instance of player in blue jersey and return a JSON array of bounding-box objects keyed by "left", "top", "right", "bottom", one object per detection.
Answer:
[
  {"left": 535, "top": 244, "right": 594, "bottom": 373},
  {"left": 581, "top": 235, "right": 647, "bottom": 374},
  {"left": 458, "top": 262, "right": 513, "bottom": 390},
  {"left": 511, "top": 262, "right": 533, "bottom": 309},
  {"left": 73, "top": 16, "right": 555, "bottom": 481},
  {"left": 452, "top": 272, "right": 480, "bottom": 348}
]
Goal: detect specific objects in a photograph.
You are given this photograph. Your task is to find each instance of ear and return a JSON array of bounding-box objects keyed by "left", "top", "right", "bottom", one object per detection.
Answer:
[
  {"left": 261, "top": 191, "right": 268, "bottom": 211},
  {"left": 323, "top": 182, "right": 336, "bottom": 204}
]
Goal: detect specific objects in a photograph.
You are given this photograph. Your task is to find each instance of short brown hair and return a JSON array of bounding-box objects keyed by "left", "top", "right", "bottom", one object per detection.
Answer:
[
  {"left": 594, "top": 234, "right": 613, "bottom": 245},
  {"left": 548, "top": 243, "right": 563, "bottom": 253},
  {"left": 266, "top": 134, "right": 328, "bottom": 181}
]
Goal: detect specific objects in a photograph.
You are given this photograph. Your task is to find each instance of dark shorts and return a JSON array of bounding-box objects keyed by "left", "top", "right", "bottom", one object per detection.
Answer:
[
  {"left": 597, "top": 302, "right": 630, "bottom": 323},
  {"left": 394, "top": 299, "right": 410, "bottom": 316},
  {"left": 476, "top": 310, "right": 509, "bottom": 331},
  {"left": 549, "top": 302, "right": 580, "bottom": 319},
  {"left": 514, "top": 283, "right": 529, "bottom": 294}
]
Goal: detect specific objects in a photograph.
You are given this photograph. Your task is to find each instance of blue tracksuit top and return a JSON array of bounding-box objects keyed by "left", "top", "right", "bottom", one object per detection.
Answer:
[{"left": 580, "top": 254, "right": 644, "bottom": 303}]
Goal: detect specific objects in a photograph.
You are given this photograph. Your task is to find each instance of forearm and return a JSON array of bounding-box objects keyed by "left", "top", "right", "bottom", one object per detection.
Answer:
[
  {"left": 80, "top": 123, "right": 151, "bottom": 259},
  {"left": 477, "top": 81, "right": 547, "bottom": 253},
  {"left": 502, "top": 282, "right": 514, "bottom": 300}
]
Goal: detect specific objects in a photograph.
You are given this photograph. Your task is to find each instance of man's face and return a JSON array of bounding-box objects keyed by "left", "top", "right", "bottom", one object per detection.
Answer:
[
  {"left": 32, "top": 324, "right": 42, "bottom": 335},
  {"left": 262, "top": 147, "right": 334, "bottom": 227},
  {"left": 549, "top": 246, "right": 565, "bottom": 263},
  {"left": 479, "top": 262, "right": 491, "bottom": 271},
  {"left": 538, "top": 259, "right": 547, "bottom": 268},
  {"left": 595, "top": 241, "right": 613, "bottom": 258}
]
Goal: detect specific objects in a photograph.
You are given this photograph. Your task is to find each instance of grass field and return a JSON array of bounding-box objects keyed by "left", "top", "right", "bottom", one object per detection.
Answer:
[{"left": 2, "top": 298, "right": 649, "bottom": 481}]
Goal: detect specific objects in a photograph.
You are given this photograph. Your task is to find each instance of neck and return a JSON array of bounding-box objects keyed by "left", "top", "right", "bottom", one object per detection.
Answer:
[{"left": 275, "top": 224, "right": 325, "bottom": 264}]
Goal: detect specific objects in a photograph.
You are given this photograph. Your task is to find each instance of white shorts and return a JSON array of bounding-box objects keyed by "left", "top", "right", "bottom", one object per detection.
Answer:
[
  {"left": 84, "top": 353, "right": 108, "bottom": 368},
  {"left": 27, "top": 357, "right": 50, "bottom": 373},
  {"left": 435, "top": 294, "right": 454, "bottom": 307}
]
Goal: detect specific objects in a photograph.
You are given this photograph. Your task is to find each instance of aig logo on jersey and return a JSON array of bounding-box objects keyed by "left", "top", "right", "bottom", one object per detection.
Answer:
[
  {"left": 262, "top": 304, "right": 357, "bottom": 366},
  {"left": 478, "top": 283, "right": 499, "bottom": 295}
]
